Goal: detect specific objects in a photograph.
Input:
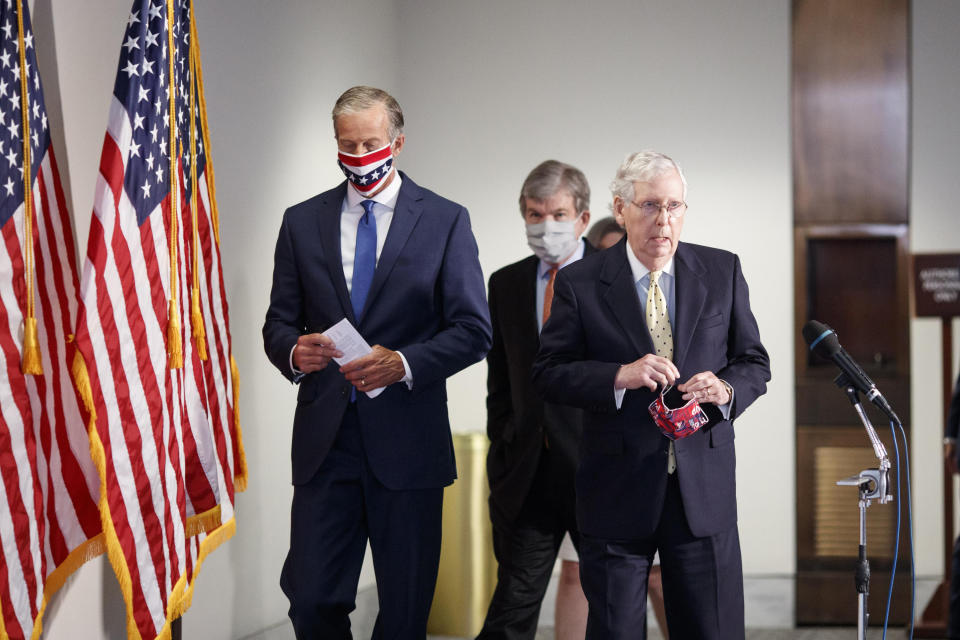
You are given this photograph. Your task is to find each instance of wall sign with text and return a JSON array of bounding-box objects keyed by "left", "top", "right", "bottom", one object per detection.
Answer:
[{"left": 913, "top": 253, "right": 960, "bottom": 317}]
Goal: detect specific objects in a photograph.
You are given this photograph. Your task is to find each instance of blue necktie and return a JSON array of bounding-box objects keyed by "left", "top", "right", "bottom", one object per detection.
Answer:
[{"left": 351, "top": 200, "right": 377, "bottom": 321}]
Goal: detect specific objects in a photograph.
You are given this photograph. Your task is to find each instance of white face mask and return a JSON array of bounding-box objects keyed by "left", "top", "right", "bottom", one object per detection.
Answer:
[{"left": 526, "top": 217, "right": 581, "bottom": 265}]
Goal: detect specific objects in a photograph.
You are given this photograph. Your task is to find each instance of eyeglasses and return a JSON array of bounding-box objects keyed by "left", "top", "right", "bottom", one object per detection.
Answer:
[{"left": 628, "top": 200, "right": 687, "bottom": 218}]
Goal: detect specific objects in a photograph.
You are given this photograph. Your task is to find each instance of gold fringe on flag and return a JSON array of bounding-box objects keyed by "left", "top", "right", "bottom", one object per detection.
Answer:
[
  {"left": 193, "top": 16, "right": 248, "bottom": 493},
  {"left": 184, "top": 505, "right": 222, "bottom": 538},
  {"left": 71, "top": 350, "right": 139, "bottom": 640},
  {"left": 16, "top": 0, "right": 41, "bottom": 375},
  {"left": 190, "top": 18, "right": 220, "bottom": 245},
  {"left": 231, "top": 355, "right": 248, "bottom": 491}
]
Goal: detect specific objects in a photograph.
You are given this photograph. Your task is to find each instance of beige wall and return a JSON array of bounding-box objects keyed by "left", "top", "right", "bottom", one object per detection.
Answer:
[{"left": 25, "top": 0, "right": 960, "bottom": 638}]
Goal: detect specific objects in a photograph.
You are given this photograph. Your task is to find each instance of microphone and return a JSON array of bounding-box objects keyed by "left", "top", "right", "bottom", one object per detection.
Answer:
[{"left": 801, "top": 319, "right": 900, "bottom": 424}]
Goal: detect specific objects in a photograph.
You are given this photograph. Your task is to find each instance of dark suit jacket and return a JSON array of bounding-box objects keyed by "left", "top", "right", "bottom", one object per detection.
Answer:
[
  {"left": 532, "top": 239, "right": 770, "bottom": 540},
  {"left": 262, "top": 173, "right": 492, "bottom": 490},
  {"left": 486, "top": 243, "right": 595, "bottom": 532},
  {"left": 947, "top": 372, "right": 960, "bottom": 466}
]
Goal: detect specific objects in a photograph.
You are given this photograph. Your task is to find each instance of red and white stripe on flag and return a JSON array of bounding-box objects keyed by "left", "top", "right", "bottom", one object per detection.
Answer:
[
  {"left": 0, "top": 2, "right": 103, "bottom": 638},
  {"left": 71, "top": 1, "right": 246, "bottom": 639}
]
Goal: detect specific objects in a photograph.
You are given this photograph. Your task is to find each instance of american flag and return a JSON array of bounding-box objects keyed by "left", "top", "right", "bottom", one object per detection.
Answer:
[
  {"left": 71, "top": 1, "right": 246, "bottom": 638},
  {"left": 0, "top": 1, "right": 103, "bottom": 639}
]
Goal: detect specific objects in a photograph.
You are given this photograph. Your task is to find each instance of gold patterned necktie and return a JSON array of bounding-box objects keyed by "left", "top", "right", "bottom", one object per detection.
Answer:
[
  {"left": 647, "top": 270, "right": 678, "bottom": 474},
  {"left": 646, "top": 270, "right": 673, "bottom": 361}
]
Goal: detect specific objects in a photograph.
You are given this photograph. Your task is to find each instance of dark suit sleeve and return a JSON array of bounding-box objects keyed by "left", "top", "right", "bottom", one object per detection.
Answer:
[
  {"left": 485, "top": 273, "right": 512, "bottom": 441},
  {"left": 401, "top": 206, "right": 492, "bottom": 387},
  {"left": 947, "top": 372, "right": 960, "bottom": 440},
  {"left": 532, "top": 269, "right": 622, "bottom": 412},
  {"left": 715, "top": 255, "right": 771, "bottom": 419},
  {"left": 262, "top": 209, "right": 304, "bottom": 383}
]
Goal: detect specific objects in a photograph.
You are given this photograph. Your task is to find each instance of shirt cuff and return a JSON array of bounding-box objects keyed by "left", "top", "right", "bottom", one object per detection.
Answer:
[
  {"left": 614, "top": 386, "right": 626, "bottom": 410},
  {"left": 289, "top": 343, "right": 304, "bottom": 382},
  {"left": 717, "top": 379, "right": 734, "bottom": 420},
  {"left": 397, "top": 351, "right": 413, "bottom": 390}
]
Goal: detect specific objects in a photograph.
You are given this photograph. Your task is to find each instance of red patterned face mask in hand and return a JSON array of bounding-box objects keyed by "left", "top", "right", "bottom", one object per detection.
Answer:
[{"left": 648, "top": 384, "right": 709, "bottom": 441}]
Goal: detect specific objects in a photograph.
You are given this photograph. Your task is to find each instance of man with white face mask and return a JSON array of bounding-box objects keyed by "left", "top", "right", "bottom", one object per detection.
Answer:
[
  {"left": 479, "top": 160, "right": 592, "bottom": 640},
  {"left": 263, "top": 86, "right": 491, "bottom": 639}
]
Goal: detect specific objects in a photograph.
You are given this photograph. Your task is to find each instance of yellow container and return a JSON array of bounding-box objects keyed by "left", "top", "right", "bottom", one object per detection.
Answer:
[{"left": 427, "top": 431, "right": 497, "bottom": 637}]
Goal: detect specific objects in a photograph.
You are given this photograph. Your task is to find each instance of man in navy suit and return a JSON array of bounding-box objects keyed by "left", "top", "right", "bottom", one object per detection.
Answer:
[
  {"left": 479, "top": 160, "right": 593, "bottom": 639},
  {"left": 532, "top": 151, "right": 770, "bottom": 639},
  {"left": 263, "top": 86, "right": 491, "bottom": 639}
]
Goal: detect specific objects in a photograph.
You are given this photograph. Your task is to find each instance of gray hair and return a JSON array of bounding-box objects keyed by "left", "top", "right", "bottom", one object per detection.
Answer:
[
  {"left": 332, "top": 86, "right": 405, "bottom": 141},
  {"left": 609, "top": 151, "right": 687, "bottom": 202},
  {"left": 518, "top": 160, "right": 591, "bottom": 217}
]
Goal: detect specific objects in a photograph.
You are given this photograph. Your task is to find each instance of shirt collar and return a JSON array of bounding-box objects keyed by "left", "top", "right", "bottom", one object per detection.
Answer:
[
  {"left": 538, "top": 238, "right": 587, "bottom": 279},
  {"left": 345, "top": 170, "right": 403, "bottom": 211},
  {"left": 625, "top": 241, "right": 675, "bottom": 285}
]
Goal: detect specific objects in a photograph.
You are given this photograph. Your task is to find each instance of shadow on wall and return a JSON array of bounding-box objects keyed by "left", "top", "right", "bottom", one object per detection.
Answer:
[{"left": 29, "top": 0, "right": 78, "bottom": 250}]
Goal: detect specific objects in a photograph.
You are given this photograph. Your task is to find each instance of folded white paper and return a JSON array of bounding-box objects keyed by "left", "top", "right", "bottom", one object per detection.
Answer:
[{"left": 322, "top": 318, "right": 384, "bottom": 398}]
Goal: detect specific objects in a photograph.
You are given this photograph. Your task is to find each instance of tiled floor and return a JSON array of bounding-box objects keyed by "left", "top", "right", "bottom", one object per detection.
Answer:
[
  {"left": 458, "top": 630, "right": 910, "bottom": 640},
  {"left": 251, "top": 622, "right": 915, "bottom": 639}
]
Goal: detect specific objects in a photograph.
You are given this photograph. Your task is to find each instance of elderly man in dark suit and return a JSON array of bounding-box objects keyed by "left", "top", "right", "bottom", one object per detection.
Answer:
[
  {"left": 479, "top": 160, "right": 593, "bottom": 640},
  {"left": 263, "top": 86, "right": 491, "bottom": 639},
  {"left": 532, "top": 151, "right": 770, "bottom": 639}
]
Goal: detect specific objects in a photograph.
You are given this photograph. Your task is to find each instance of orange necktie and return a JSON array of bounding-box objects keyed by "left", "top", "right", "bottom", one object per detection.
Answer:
[{"left": 542, "top": 266, "right": 558, "bottom": 326}]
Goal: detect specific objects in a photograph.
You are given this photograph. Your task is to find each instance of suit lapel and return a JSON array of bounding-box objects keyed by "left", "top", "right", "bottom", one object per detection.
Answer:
[
  {"left": 317, "top": 183, "right": 355, "bottom": 323},
  {"left": 361, "top": 173, "right": 423, "bottom": 319},
  {"left": 518, "top": 256, "right": 540, "bottom": 351},
  {"left": 672, "top": 243, "right": 708, "bottom": 371},
  {"left": 601, "top": 240, "right": 652, "bottom": 357}
]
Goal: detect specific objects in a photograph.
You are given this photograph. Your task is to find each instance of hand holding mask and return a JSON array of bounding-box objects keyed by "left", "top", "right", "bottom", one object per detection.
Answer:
[{"left": 648, "top": 384, "right": 709, "bottom": 441}]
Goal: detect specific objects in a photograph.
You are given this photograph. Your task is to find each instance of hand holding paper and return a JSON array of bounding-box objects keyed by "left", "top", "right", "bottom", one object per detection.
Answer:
[{"left": 323, "top": 318, "right": 404, "bottom": 398}]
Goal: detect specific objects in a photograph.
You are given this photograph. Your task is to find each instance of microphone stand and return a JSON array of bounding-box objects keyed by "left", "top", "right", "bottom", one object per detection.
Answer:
[{"left": 833, "top": 373, "right": 892, "bottom": 640}]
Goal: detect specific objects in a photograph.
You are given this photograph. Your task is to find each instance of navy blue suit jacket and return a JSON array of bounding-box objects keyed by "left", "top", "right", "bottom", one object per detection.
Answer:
[
  {"left": 532, "top": 239, "right": 770, "bottom": 540},
  {"left": 485, "top": 246, "right": 594, "bottom": 533},
  {"left": 263, "top": 173, "right": 492, "bottom": 489}
]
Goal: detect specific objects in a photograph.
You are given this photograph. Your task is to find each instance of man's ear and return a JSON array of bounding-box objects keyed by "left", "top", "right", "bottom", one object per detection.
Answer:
[
  {"left": 576, "top": 210, "right": 591, "bottom": 237},
  {"left": 613, "top": 197, "right": 625, "bottom": 225},
  {"left": 391, "top": 133, "right": 406, "bottom": 157}
]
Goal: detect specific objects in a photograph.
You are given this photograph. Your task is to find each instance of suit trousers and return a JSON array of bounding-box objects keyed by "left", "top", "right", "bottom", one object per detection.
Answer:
[
  {"left": 280, "top": 404, "right": 444, "bottom": 639},
  {"left": 579, "top": 472, "right": 744, "bottom": 640},
  {"left": 477, "top": 446, "right": 580, "bottom": 640}
]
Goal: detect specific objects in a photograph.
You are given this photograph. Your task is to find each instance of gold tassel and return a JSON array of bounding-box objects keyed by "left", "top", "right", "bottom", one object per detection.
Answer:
[
  {"left": 22, "top": 317, "right": 43, "bottom": 375},
  {"left": 167, "top": 298, "right": 183, "bottom": 369},
  {"left": 191, "top": 287, "right": 207, "bottom": 361}
]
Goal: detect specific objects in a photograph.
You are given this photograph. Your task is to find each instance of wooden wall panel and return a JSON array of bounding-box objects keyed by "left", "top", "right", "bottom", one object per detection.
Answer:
[
  {"left": 792, "top": 0, "right": 910, "bottom": 625},
  {"left": 792, "top": 0, "right": 909, "bottom": 225}
]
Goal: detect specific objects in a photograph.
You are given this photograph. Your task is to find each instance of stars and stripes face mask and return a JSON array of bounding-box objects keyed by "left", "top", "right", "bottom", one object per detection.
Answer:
[
  {"left": 648, "top": 384, "right": 710, "bottom": 440},
  {"left": 337, "top": 142, "right": 395, "bottom": 194}
]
